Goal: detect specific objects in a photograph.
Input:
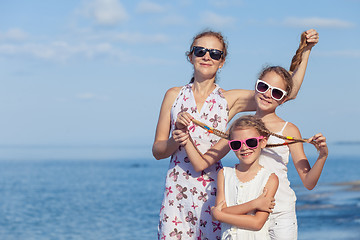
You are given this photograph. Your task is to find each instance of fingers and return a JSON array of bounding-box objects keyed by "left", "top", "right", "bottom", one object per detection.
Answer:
[
  {"left": 310, "top": 133, "right": 326, "bottom": 144},
  {"left": 309, "top": 133, "right": 328, "bottom": 155},
  {"left": 172, "top": 129, "right": 189, "bottom": 146},
  {"left": 304, "top": 29, "right": 319, "bottom": 46},
  {"left": 176, "top": 112, "right": 193, "bottom": 126}
]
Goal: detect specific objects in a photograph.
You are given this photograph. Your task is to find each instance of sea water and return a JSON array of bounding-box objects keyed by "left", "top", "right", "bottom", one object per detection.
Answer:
[{"left": 0, "top": 144, "right": 359, "bottom": 240}]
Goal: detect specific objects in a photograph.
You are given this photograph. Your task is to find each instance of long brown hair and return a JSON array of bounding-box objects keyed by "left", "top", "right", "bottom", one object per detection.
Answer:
[
  {"left": 289, "top": 32, "right": 308, "bottom": 73},
  {"left": 191, "top": 116, "right": 308, "bottom": 148}
]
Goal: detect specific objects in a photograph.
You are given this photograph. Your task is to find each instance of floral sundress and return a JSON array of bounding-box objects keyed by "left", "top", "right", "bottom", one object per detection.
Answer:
[{"left": 158, "top": 83, "right": 229, "bottom": 240}]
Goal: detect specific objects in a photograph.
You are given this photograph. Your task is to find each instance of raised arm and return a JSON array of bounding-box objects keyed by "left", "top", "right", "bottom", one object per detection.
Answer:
[
  {"left": 288, "top": 29, "right": 319, "bottom": 99},
  {"left": 152, "top": 87, "right": 182, "bottom": 160},
  {"left": 285, "top": 123, "right": 328, "bottom": 190},
  {"left": 225, "top": 29, "right": 319, "bottom": 119},
  {"left": 212, "top": 173, "right": 279, "bottom": 231}
]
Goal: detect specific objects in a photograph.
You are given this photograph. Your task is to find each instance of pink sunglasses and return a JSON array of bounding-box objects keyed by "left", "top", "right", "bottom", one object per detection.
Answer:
[{"left": 228, "top": 136, "right": 264, "bottom": 151}]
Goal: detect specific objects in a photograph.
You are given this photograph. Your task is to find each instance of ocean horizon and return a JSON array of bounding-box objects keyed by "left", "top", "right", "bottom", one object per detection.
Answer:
[{"left": 0, "top": 144, "right": 359, "bottom": 239}]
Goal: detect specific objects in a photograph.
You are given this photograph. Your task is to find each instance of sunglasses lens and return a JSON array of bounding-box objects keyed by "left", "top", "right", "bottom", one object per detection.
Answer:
[
  {"left": 193, "top": 47, "right": 206, "bottom": 57},
  {"left": 271, "top": 89, "right": 285, "bottom": 100},
  {"left": 230, "top": 141, "right": 242, "bottom": 151},
  {"left": 256, "top": 81, "right": 269, "bottom": 93},
  {"left": 209, "top": 50, "right": 222, "bottom": 60},
  {"left": 245, "top": 138, "right": 258, "bottom": 148}
]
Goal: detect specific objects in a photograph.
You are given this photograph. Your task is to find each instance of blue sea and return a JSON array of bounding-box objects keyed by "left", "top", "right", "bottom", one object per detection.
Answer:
[{"left": 0, "top": 144, "right": 359, "bottom": 240}]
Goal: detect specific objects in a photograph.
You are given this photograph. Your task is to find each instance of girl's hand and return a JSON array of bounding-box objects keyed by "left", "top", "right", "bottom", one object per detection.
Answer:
[
  {"left": 308, "top": 133, "right": 328, "bottom": 157},
  {"left": 254, "top": 188, "right": 275, "bottom": 213},
  {"left": 172, "top": 129, "right": 189, "bottom": 147},
  {"left": 175, "top": 112, "right": 193, "bottom": 130},
  {"left": 304, "top": 29, "right": 319, "bottom": 50},
  {"left": 211, "top": 200, "right": 226, "bottom": 221}
]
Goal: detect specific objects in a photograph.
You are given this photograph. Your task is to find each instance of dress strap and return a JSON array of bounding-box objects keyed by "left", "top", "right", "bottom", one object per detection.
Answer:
[{"left": 279, "top": 122, "right": 289, "bottom": 134}]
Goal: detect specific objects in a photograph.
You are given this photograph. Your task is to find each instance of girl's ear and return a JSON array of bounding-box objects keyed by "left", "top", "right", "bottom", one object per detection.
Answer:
[
  {"left": 219, "top": 58, "right": 225, "bottom": 69},
  {"left": 189, "top": 55, "right": 194, "bottom": 64},
  {"left": 281, "top": 96, "right": 290, "bottom": 104},
  {"left": 260, "top": 137, "right": 268, "bottom": 149}
]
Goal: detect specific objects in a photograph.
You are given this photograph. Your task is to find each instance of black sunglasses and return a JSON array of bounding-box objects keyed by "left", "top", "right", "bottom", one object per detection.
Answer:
[{"left": 192, "top": 46, "right": 223, "bottom": 61}]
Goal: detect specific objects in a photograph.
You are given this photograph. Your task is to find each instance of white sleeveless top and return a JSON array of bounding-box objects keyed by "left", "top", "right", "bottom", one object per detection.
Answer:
[
  {"left": 259, "top": 122, "right": 296, "bottom": 213},
  {"left": 221, "top": 166, "right": 273, "bottom": 240}
]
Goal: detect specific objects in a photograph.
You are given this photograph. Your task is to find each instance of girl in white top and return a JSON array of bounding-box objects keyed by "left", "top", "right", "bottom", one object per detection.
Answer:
[
  {"left": 212, "top": 115, "right": 279, "bottom": 240},
  {"left": 174, "top": 33, "right": 328, "bottom": 240}
]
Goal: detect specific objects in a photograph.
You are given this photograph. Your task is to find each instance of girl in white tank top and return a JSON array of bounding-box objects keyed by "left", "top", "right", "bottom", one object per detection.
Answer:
[{"left": 177, "top": 67, "right": 328, "bottom": 240}]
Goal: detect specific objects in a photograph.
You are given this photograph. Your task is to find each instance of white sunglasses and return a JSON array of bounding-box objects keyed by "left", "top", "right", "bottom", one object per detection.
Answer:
[{"left": 256, "top": 79, "right": 287, "bottom": 101}]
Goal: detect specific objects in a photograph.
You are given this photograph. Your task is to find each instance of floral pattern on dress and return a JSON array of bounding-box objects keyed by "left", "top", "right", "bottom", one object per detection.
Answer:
[{"left": 158, "top": 83, "right": 229, "bottom": 240}]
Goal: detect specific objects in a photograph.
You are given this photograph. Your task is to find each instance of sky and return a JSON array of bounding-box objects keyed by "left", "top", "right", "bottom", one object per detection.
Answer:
[{"left": 0, "top": 0, "right": 359, "bottom": 159}]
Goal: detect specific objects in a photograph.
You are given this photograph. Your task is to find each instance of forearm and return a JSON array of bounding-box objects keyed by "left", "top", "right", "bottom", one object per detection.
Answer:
[
  {"left": 304, "top": 154, "right": 327, "bottom": 190},
  {"left": 213, "top": 210, "right": 266, "bottom": 231},
  {"left": 152, "top": 138, "right": 179, "bottom": 160},
  {"left": 222, "top": 199, "right": 257, "bottom": 215},
  {"left": 289, "top": 49, "right": 311, "bottom": 99},
  {"left": 183, "top": 139, "right": 211, "bottom": 172}
]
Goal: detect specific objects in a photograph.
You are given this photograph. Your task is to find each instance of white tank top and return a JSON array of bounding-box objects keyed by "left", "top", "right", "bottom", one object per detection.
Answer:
[{"left": 259, "top": 122, "right": 296, "bottom": 213}]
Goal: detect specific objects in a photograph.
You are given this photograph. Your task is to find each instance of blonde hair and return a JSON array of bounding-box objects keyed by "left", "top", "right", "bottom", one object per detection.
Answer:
[{"left": 228, "top": 115, "right": 270, "bottom": 140}]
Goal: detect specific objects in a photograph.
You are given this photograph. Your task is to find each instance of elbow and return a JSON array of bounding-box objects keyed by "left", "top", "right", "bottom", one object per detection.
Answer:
[
  {"left": 152, "top": 145, "right": 164, "bottom": 160},
  {"left": 152, "top": 152, "right": 162, "bottom": 160},
  {"left": 251, "top": 220, "right": 266, "bottom": 231},
  {"left": 153, "top": 154, "right": 162, "bottom": 160},
  {"left": 193, "top": 165, "right": 206, "bottom": 173},
  {"left": 193, "top": 163, "right": 209, "bottom": 172},
  {"left": 244, "top": 217, "right": 266, "bottom": 231},
  {"left": 305, "top": 184, "right": 316, "bottom": 190},
  {"left": 252, "top": 221, "right": 264, "bottom": 231},
  {"left": 304, "top": 179, "right": 318, "bottom": 190}
]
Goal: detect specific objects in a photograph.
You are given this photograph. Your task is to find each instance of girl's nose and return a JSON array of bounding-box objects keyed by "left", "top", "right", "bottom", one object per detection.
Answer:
[
  {"left": 264, "top": 88, "right": 272, "bottom": 98},
  {"left": 203, "top": 51, "right": 211, "bottom": 60},
  {"left": 240, "top": 142, "right": 249, "bottom": 150}
]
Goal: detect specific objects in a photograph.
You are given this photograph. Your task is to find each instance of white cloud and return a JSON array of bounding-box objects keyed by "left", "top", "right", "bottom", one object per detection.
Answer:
[
  {"left": 83, "top": 0, "right": 129, "bottom": 25},
  {"left": 200, "top": 11, "right": 236, "bottom": 29},
  {"left": 136, "top": 1, "right": 166, "bottom": 13},
  {"left": 114, "top": 32, "right": 169, "bottom": 44},
  {"left": 0, "top": 38, "right": 171, "bottom": 64},
  {"left": 159, "top": 15, "right": 187, "bottom": 26},
  {"left": 0, "top": 41, "right": 118, "bottom": 62},
  {"left": 0, "top": 29, "right": 28, "bottom": 41},
  {"left": 283, "top": 17, "right": 355, "bottom": 28}
]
